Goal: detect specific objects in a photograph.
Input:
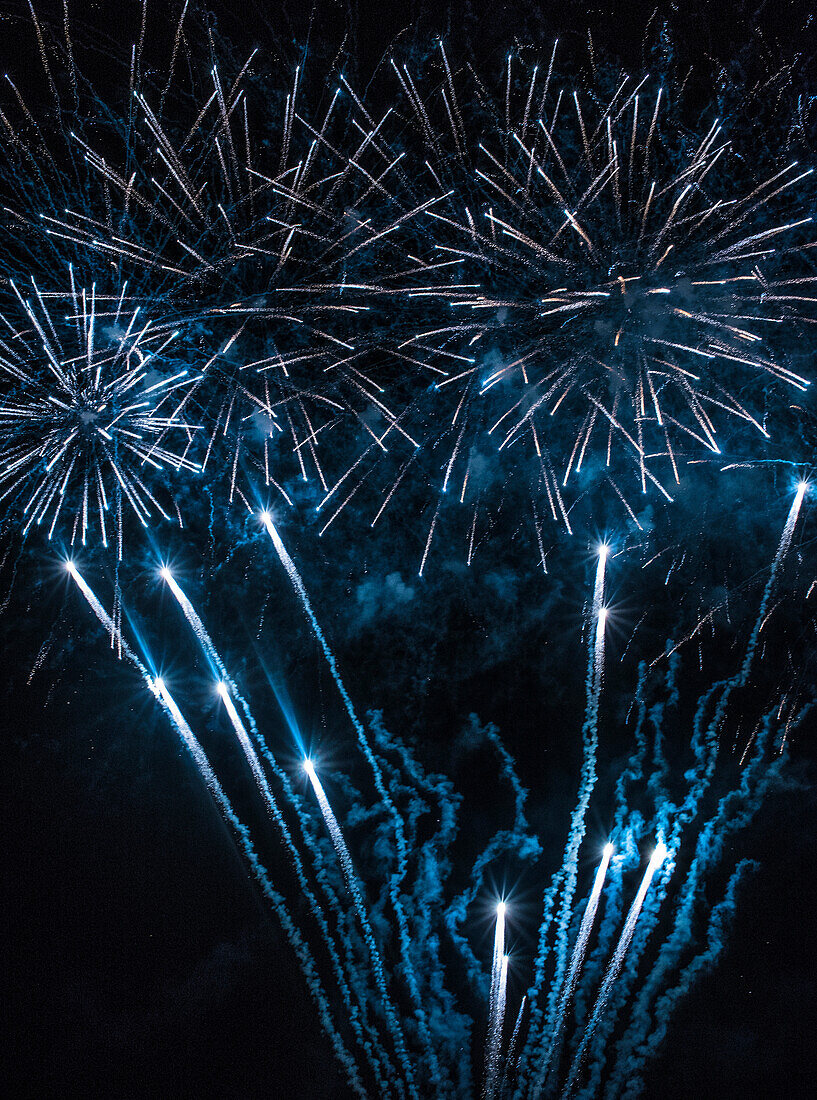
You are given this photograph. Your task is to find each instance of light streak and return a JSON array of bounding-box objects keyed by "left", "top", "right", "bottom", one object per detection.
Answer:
[
  {"left": 304, "top": 758, "right": 419, "bottom": 1100},
  {"left": 535, "top": 842, "right": 615, "bottom": 1092},
  {"left": 484, "top": 901, "right": 508, "bottom": 1098},
  {"left": 564, "top": 843, "right": 668, "bottom": 1095}
]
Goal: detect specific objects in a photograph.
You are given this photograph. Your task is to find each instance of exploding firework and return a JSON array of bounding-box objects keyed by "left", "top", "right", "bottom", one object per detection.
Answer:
[
  {"left": 42, "top": 47, "right": 413, "bottom": 509},
  {"left": 5, "top": 23, "right": 811, "bottom": 559},
  {"left": 308, "top": 46, "right": 816, "bottom": 568},
  {"left": 0, "top": 18, "right": 405, "bottom": 516},
  {"left": 0, "top": 270, "right": 198, "bottom": 547}
]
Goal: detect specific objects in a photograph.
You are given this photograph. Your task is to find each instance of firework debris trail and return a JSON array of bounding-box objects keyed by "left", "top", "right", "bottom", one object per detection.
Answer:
[
  {"left": 520, "top": 544, "right": 609, "bottom": 1073},
  {"left": 261, "top": 511, "right": 445, "bottom": 1089},
  {"left": 64, "top": 561, "right": 366, "bottom": 1096},
  {"left": 484, "top": 901, "right": 508, "bottom": 1099},
  {"left": 535, "top": 842, "right": 615, "bottom": 1094},
  {"left": 43, "top": 457, "right": 814, "bottom": 1100},
  {"left": 594, "top": 486, "right": 812, "bottom": 1098},
  {"left": 740, "top": 479, "right": 808, "bottom": 682},
  {"left": 257, "top": 516, "right": 669, "bottom": 1097},
  {"left": 304, "top": 757, "right": 419, "bottom": 1099},
  {"left": 566, "top": 484, "right": 810, "bottom": 1099},
  {"left": 6, "top": 20, "right": 815, "bottom": 573},
  {"left": 161, "top": 565, "right": 404, "bottom": 1092},
  {"left": 563, "top": 843, "right": 668, "bottom": 1097}
]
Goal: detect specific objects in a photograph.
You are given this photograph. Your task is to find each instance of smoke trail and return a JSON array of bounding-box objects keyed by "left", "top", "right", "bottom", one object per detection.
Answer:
[
  {"left": 574, "top": 853, "right": 676, "bottom": 1100},
  {"left": 445, "top": 716, "right": 542, "bottom": 997},
  {"left": 551, "top": 550, "right": 608, "bottom": 988},
  {"left": 262, "top": 512, "right": 444, "bottom": 1087},
  {"left": 564, "top": 843, "right": 668, "bottom": 1097},
  {"left": 738, "top": 480, "right": 807, "bottom": 684},
  {"left": 577, "top": 566, "right": 803, "bottom": 1100},
  {"left": 649, "top": 484, "right": 804, "bottom": 866},
  {"left": 501, "top": 995, "right": 527, "bottom": 1095},
  {"left": 64, "top": 563, "right": 365, "bottom": 1096},
  {"left": 569, "top": 658, "right": 669, "bottom": 1047},
  {"left": 607, "top": 482, "right": 812, "bottom": 1073},
  {"left": 616, "top": 859, "right": 758, "bottom": 1100},
  {"left": 535, "top": 843, "right": 615, "bottom": 1093},
  {"left": 162, "top": 568, "right": 398, "bottom": 1091},
  {"left": 305, "top": 758, "right": 418, "bottom": 1100},
  {"left": 608, "top": 704, "right": 812, "bottom": 1096},
  {"left": 367, "top": 712, "right": 474, "bottom": 1096},
  {"left": 576, "top": 667, "right": 723, "bottom": 1096},
  {"left": 520, "top": 547, "right": 609, "bottom": 1081}
]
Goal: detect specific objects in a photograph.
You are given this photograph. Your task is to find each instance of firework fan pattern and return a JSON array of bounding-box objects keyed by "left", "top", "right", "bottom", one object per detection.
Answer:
[{"left": 1, "top": 4, "right": 815, "bottom": 1100}]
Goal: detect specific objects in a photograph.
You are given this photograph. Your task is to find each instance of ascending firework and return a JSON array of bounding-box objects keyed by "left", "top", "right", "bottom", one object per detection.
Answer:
[
  {"left": 0, "top": 270, "right": 198, "bottom": 547},
  {"left": 54, "top": 479, "right": 810, "bottom": 1098}
]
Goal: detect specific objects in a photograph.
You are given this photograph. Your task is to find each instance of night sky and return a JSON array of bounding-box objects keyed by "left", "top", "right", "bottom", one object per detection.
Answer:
[{"left": 3, "top": 1, "right": 817, "bottom": 1098}]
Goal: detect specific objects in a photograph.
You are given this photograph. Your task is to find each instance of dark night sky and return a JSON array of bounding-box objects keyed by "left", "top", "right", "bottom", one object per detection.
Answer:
[{"left": 2, "top": 1, "right": 817, "bottom": 1097}]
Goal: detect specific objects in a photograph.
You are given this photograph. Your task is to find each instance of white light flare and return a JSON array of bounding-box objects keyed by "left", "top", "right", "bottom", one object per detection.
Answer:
[
  {"left": 152, "top": 677, "right": 224, "bottom": 794},
  {"left": 593, "top": 543, "right": 609, "bottom": 615},
  {"left": 562, "top": 842, "right": 615, "bottom": 1006},
  {"left": 786, "top": 480, "right": 809, "bottom": 548},
  {"left": 591, "top": 544, "right": 610, "bottom": 687},
  {"left": 303, "top": 757, "right": 358, "bottom": 891},
  {"left": 565, "top": 842, "right": 668, "bottom": 1095},
  {"left": 215, "top": 680, "right": 283, "bottom": 819},
  {"left": 485, "top": 901, "right": 508, "bottom": 1099},
  {"left": 740, "top": 479, "right": 810, "bottom": 683},
  {"left": 302, "top": 757, "right": 417, "bottom": 1093},
  {"left": 536, "top": 842, "right": 615, "bottom": 1092}
]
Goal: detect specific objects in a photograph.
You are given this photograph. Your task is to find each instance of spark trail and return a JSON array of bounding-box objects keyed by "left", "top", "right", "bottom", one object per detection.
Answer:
[
  {"left": 64, "top": 562, "right": 364, "bottom": 1094},
  {"left": 535, "top": 842, "right": 615, "bottom": 1094},
  {"left": 563, "top": 843, "right": 668, "bottom": 1096},
  {"left": 484, "top": 901, "right": 508, "bottom": 1099},
  {"left": 540, "top": 546, "right": 609, "bottom": 1028},
  {"left": 739, "top": 480, "right": 808, "bottom": 681},
  {"left": 161, "top": 566, "right": 400, "bottom": 1092},
  {"left": 261, "top": 510, "right": 445, "bottom": 1088},
  {"left": 303, "top": 758, "right": 418, "bottom": 1100}
]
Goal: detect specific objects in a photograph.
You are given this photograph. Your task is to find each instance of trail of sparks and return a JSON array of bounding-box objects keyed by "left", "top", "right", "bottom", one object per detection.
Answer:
[
  {"left": 161, "top": 566, "right": 400, "bottom": 1091},
  {"left": 261, "top": 512, "right": 445, "bottom": 1088},
  {"left": 304, "top": 758, "right": 419, "bottom": 1100},
  {"left": 484, "top": 901, "right": 508, "bottom": 1099},
  {"left": 563, "top": 843, "right": 668, "bottom": 1096},
  {"left": 64, "top": 562, "right": 365, "bottom": 1095},
  {"left": 536, "top": 842, "right": 615, "bottom": 1094}
]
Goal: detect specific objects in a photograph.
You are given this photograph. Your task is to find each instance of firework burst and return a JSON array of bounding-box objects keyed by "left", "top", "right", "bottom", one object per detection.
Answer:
[
  {"left": 0, "top": 9, "right": 814, "bottom": 1099},
  {"left": 314, "top": 47, "right": 816, "bottom": 567},
  {"left": 0, "top": 270, "right": 199, "bottom": 547},
  {"left": 38, "top": 53, "right": 411, "bottom": 510}
]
